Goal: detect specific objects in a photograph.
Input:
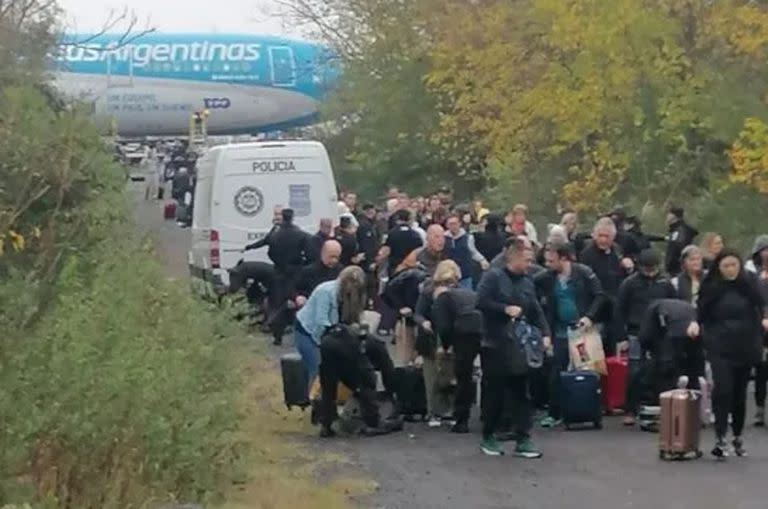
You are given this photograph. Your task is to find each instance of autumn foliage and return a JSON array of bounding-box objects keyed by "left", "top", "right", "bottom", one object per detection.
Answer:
[{"left": 284, "top": 0, "right": 768, "bottom": 217}]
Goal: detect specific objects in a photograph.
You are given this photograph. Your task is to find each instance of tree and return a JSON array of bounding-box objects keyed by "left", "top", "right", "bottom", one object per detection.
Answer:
[{"left": 275, "top": 0, "right": 486, "bottom": 198}]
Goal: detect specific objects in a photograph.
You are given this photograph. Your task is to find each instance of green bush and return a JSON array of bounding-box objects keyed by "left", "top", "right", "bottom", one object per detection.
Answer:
[
  {"left": 0, "top": 226, "right": 244, "bottom": 508},
  {"left": 0, "top": 84, "right": 245, "bottom": 508}
]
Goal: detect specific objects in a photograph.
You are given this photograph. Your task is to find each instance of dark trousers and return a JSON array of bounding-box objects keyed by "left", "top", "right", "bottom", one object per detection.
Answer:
[
  {"left": 267, "top": 269, "right": 299, "bottom": 340},
  {"left": 710, "top": 356, "right": 751, "bottom": 439},
  {"left": 319, "top": 335, "right": 398, "bottom": 428},
  {"left": 453, "top": 337, "right": 480, "bottom": 423},
  {"left": 547, "top": 339, "right": 571, "bottom": 420},
  {"left": 480, "top": 348, "right": 532, "bottom": 440},
  {"left": 755, "top": 362, "right": 768, "bottom": 408},
  {"left": 319, "top": 335, "right": 379, "bottom": 428}
]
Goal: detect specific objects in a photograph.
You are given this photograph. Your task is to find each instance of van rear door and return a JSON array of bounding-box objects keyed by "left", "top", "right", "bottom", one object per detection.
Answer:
[{"left": 214, "top": 147, "right": 337, "bottom": 267}]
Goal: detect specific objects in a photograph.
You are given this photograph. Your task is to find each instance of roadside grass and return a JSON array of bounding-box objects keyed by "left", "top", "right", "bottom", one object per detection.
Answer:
[{"left": 217, "top": 338, "right": 377, "bottom": 509}]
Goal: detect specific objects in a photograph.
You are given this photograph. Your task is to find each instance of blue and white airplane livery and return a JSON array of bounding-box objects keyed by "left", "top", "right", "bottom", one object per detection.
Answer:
[{"left": 53, "top": 33, "right": 338, "bottom": 136}]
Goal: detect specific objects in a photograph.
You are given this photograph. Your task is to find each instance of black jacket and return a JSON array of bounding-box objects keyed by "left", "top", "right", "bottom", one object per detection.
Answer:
[
  {"left": 476, "top": 267, "right": 550, "bottom": 349},
  {"left": 385, "top": 225, "right": 423, "bottom": 271},
  {"left": 267, "top": 223, "right": 311, "bottom": 272},
  {"left": 382, "top": 266, "right": 428, "bottom": 312},
  {"left": 578, "top": 242, "right": 628, "bottom": 298},
  {"left": 307, "top": 231, "right": 333, "bottom": 264},
  {"left": 698, "top": 275, "right": 765, "bottom": 365},
  {"left": 337, "top": 231, "right": 359, "bottom": 267},
  {"left": 534, "top": 263, "right": 606, "bottom": 332},
  {"left": 473, "top": 230, "right": 506, "bottom": 263},
  {"left": 294, "top": 261, "right": 341, "bottom": 298},
  {"left": 672, "top": 272, "right": 703, "bottom": 305},
  {"left": 244, "top": 224, "right": 278, "bottom": 252},
  {"left": 616, "top": 272, "right": 678, "bottom": 337},
  {"left": 357, "top": 216, "right": 380, "bottom": 263},
  {"left": 432, "top": 288, "right": 482, "bottom": 350},
  {"left": 639, "top": 299, "right": 701, "bottom": 368},
  {"left": 666, "top": 220, "right": 699, "bottom": 276}
]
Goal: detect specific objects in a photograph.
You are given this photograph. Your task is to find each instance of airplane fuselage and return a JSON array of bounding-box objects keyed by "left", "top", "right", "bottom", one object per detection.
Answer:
[{"left": 53, "top": 33, "right": 336, "bottom": 136}]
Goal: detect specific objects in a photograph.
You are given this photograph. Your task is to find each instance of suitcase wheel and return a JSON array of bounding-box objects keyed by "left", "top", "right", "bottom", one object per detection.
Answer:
[
  {"left": 594, "top": 420, "right": 603, "bottom": 430},
  {"left": 695, "top": 450, "right": 703, "bottom": 459},
  {"left": 659, "top": 450, "right": 666, "bottom": 460},
  {"left": 564, "top": 423, "right": 572, "bottom": 431}
]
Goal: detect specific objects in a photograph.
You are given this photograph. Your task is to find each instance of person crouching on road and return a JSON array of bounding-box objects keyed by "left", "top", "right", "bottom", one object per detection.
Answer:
[
  {"left": 476, "top": 239, "right": 551, "bottom": 458},
  {"left": 315, "top": 266, "right": 402, "bottom": 438}
]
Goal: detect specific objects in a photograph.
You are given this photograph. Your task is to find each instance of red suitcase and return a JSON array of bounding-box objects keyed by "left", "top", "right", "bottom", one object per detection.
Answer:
[
  {"left": 163, "top": 201, "right": 176, "bottom": 220},
  {"left": 601, "top": 356, "right": 628, "bottom": 413}
]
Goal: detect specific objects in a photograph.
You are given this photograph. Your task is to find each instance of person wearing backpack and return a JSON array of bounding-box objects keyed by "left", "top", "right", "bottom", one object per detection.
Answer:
[
  {"left": 476, "top": 239, "right": 551, "bottom": 458},
  {"left": 534, "top": 242, "right": 606, "bottom": 428},
  {"left": 431, "top": 261, "right": 485, "bottom": 434}
]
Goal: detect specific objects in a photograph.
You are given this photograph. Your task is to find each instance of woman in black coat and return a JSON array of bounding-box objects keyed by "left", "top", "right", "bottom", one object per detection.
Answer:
[{"left": 690, "top": 249, "right": 768, "bottom": 459}]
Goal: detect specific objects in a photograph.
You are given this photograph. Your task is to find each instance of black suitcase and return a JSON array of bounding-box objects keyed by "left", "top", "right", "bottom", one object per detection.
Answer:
[
  {"left": 560, "top": 370, "right": 603, "bottom": 429},
  {"left": 395, "top": 365, "right": 427, "bottom": 420},
  {"left": 281, "top": 353, "right": 309, "bottom": 409}
]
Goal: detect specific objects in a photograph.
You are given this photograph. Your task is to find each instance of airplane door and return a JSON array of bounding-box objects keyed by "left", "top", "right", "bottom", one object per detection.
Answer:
[{"left": 268, "top": 46, "right": 296, "bottom": 87}]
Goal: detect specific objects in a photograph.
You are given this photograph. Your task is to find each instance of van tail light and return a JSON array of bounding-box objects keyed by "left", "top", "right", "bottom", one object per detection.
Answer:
[{"left": 210, "top": 229, "right": 221, "bottom": 268}]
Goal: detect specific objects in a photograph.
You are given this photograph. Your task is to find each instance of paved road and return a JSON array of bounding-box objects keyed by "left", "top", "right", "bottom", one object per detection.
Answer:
[{"left": 134, "top": 186, "right": 768, "bottom": 509}]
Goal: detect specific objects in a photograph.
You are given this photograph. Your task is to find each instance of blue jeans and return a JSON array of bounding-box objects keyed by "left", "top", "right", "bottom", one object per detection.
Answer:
[
  {"left": 458, "top": 277, "right": 473, "bottom": 290},
  {"left": 294, "top": 322, "right": 320, "bottom": 399}
]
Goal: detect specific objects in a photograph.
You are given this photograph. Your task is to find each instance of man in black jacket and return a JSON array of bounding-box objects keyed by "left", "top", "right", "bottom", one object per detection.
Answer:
[
  {"left": 294, "top": 240, "right": 342, "bottom": 305},
  {"left": 476, "top": 240, "right": 551, "bottom": 458},
  {"left": 535, "top": 242, "right": 605, "bottom": 427},
  {"left": 337, "top": 216, "right": 364, "bottom": 267},
  {"left": 579, "top": 217, "right": 634, "bottom": 355},
  {"left": 616, "top": 249, "right": 677, "bottom": 424},
  {"left": 244, "top": 205, "right": 283, "bottom": 252},
  {"left": 249, "top": 208, "right": 311, "bottom": 345},
  {"left": 357, "top": 204, "right": 380, "bottom": 264},
  {"left": 665, "top": 206, "right": 699, "bottom": 276},
  {"left": 307, "top": 218, "right": 335, "bottom": 264}
]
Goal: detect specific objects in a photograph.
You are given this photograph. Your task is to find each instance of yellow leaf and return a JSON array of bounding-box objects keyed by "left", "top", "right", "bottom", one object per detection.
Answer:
[{"left": 9, "top": 230, "right": 25, "bottom": 252}]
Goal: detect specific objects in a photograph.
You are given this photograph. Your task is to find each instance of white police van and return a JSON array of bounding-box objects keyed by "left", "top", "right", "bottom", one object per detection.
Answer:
[{"left": 189, "top": 141, "right": 339, "bottom": 297}]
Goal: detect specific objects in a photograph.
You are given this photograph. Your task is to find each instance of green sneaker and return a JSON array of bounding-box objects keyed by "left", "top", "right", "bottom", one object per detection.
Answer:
[
  {"left": 540, "top": 416, "right": 562, "bottom": 428},
  {"left": 480, "top": 436, "right": 505, "bottom": 456},
  {"left": 514, "top": 438, "right": 543, "bottom": 459}
]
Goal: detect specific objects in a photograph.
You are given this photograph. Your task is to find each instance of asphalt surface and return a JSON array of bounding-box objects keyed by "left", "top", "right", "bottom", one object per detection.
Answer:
[{"left": 133, "top": 185, "right": 768, "bottom": 509}]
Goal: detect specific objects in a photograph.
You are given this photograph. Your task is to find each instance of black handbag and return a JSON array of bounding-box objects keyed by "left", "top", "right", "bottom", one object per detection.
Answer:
[{"left": 504, "top": 318, "right": 544, "bottom": 375}]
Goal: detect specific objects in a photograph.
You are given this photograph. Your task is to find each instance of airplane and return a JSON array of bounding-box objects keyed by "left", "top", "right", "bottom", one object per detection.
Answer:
[{"left": 52, "top": 33, "right": 339, "bottom": 136}]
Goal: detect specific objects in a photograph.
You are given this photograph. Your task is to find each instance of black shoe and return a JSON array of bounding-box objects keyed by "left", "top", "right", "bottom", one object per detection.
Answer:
[
  {"left": 451, "top": 421, "right": 470, "bottom": 434},
  {"left": 319, "top": 425, "right": 337, "bottom": 438},
  {"left": 361, "top": 425, "right": 392, "bottom": 437},
  {"left": 383, "top": 416, "right": 405, "bottom": 432},
  {"left": 733, "top": 437, "right": 747, "bottom": 457},
  {"left": 712, "top": 437, "right": 728, "bottom": 460}
]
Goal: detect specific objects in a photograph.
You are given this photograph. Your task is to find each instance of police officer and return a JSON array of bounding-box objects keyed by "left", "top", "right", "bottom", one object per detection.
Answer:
[{"left": 247, "top": 208, "right": 311, "bottom": 345}]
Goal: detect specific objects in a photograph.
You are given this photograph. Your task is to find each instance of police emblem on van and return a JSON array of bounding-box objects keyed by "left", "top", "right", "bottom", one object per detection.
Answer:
[{"left": 234, "top": 186, "right": 264, "bottom": 217}]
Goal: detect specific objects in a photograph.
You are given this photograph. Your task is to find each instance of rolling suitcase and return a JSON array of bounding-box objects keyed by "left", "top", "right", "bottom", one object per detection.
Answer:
[
  {"left": 602, "top": 356, "right": 628, "bottom": 413},
  {"left": 659, "top": 389, "right": 702, "bottom": 460},
  {"left": 163, "top": 201, "right": 176, "bottom": 220},
  {"left": 395, "top": 365, "right": 427, "bottom": 421},
  {"left": 280, "top": 353, "right": 309, "bottom": 410},
  {"left": 560, "top": 370, "right": 602, "bottom": 430}
]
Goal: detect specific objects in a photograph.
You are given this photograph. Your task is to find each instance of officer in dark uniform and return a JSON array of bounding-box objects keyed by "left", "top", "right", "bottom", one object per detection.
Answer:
[{"left": 246, "top": 208, "right": 311, "bottom": 345}]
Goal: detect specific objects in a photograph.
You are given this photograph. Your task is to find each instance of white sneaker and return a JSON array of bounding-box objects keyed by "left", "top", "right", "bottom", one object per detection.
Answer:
[{"left": 427, "top": 416, "right": 442, "bottom": 428}]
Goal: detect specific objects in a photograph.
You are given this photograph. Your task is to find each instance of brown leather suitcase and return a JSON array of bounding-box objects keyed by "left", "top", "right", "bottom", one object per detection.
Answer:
[{"left": 659, "top": 389, "right": 703, "bottom": 460}]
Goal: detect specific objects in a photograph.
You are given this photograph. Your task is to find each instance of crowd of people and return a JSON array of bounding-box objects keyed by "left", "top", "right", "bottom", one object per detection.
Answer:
[{"left": 239, "top": 186, "right": 768, "bottom": 460}]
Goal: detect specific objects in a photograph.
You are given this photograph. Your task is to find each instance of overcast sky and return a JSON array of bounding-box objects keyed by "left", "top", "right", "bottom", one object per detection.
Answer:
[{"left": 58, "top": 0, "right": 306, "bottom": 38}]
